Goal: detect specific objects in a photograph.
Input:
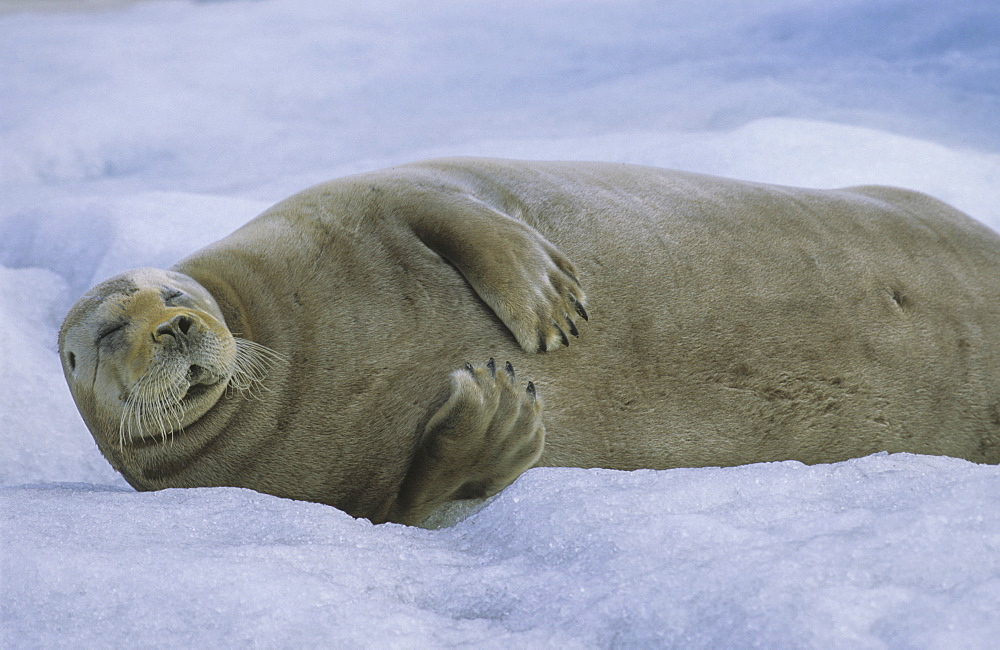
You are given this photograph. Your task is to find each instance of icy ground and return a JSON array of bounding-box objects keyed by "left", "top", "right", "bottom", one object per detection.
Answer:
[
  {"left": 2, "top": 0, "right": 1000, "bottom": 647},
  {"left": 5, "top": 455, "right": 1000, "bottom": 647}
]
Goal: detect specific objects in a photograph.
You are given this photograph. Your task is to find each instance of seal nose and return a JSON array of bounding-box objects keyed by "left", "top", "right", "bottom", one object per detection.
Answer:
[{"left": 155, "top": 313, "right": 196, "bottom": 341}]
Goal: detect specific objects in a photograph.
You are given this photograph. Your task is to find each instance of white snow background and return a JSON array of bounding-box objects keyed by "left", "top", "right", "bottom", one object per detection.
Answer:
[{"left": 2, "top": 0, "right": 1000, "bottom": 647}]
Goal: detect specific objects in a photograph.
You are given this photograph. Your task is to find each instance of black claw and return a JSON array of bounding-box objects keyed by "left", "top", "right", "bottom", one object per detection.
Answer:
[
  {"left": 505, "top": 361, "right": 515, "bottom": 379},
  {"left": 487, "top": 357, "right": 496, "bottom": 377},
  {"left": 527, "top": 381, "right": 536, "bottom": 400},
  {"left": 566, "top": 317, "right": 579, "bottom": 337},
  {"left": 537, "top": 332, "right": 547, "bottom": 353},
  {"left": 554, "top": 322, "right": 569, "bottom": 347},
  {"left": 567, "top": 270, "right": 582, "bottom": 287},
  {"left": 575, "top": 301, "right": 589, "bottom": 322},
  {"left": 464, "top": 362, "right": 474, "bottom": 373}
]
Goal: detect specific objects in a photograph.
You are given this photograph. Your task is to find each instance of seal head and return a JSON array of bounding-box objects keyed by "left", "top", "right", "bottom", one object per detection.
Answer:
[{"left": 59, "top": 268, "right": 273, "bottom": 456}]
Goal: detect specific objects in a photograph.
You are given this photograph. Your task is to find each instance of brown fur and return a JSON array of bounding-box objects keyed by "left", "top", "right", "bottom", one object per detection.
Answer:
[{"left": 60, "top": 158, "right": 1000, "bottom": 524}]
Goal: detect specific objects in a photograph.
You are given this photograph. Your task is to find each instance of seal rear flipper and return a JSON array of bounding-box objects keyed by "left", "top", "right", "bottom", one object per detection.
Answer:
[
  {"left": 385, "top": 359, "right": 545, "bottom": 526},
  {"left": 395, "top": 187, "right": 588, "bottom": 353}
]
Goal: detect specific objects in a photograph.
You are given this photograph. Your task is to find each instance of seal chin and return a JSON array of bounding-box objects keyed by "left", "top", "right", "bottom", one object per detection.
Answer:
[{"left": 118, "top": 356, "right": 231, "bottom": 445}]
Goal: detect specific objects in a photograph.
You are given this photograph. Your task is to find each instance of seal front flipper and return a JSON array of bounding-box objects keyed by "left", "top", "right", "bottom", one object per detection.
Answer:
[
  {"left": 385, "top": 359, "right": 545, "bottom": 526},
  {"left": 397, "top": 188, "right": 587, "bottom": 353}
]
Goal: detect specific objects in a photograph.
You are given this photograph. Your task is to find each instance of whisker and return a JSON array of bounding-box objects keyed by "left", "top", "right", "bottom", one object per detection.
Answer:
[
  {"left": 116, "top": 337, "right": 285, "bottom": 447},
  {"left": 230, "top": 338, "right": 287, "bottom": 399}
]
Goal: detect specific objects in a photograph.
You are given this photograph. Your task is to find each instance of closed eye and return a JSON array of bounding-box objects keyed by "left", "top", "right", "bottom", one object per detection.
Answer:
[
  {"left": 163, "top": 289, "right": 183, "bottom": 304},
  {"left": 96, "top": 322, "right": 126, "bottom": 343}
]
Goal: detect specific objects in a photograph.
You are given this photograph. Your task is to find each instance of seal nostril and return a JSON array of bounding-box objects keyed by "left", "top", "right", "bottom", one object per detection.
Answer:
[
  {"left": 178, "top": 315, "right": 193, "bottom": 335},
  {"left": 155, "top": 321, "right": 175, "bottom": 340},
  {"left": 155, "top": 314, "right": 196, "bottom": 340}
]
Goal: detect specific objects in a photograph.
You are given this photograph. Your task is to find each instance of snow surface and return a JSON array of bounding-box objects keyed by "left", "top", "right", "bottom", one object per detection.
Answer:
[{"left": 2, "top": 0, "right": 1000, "bottom": 647}]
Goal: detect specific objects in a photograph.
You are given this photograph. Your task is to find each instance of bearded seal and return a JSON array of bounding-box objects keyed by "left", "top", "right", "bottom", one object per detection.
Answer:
[{"left": 59, "top": 158, "right": 1000, "bottom": 525}]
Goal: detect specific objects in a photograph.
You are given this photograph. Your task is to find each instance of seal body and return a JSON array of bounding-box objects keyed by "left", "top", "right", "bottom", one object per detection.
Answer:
[{"left": 60, "top": 158, "right": 1000, "bottom": 523}]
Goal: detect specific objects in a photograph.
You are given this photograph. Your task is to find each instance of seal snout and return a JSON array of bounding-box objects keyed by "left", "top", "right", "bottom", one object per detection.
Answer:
[
  {"left": 186, "top": 363, "right": 220, "bottom": 387},
  {"left": 154, "top": 313, "right": 197, "bottom": 343},
  {"left": 183, "top": 364, "right": 221, "bottom": 402}
]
